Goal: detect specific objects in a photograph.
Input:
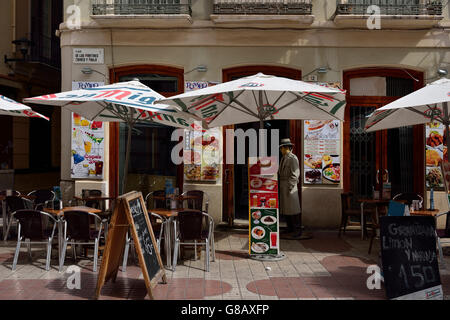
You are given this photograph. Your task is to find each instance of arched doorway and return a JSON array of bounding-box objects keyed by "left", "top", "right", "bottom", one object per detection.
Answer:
[
  {"left": 108, "top": 65, "right": 184, "bottom": 198},
  {"left": 343, "top": 67, "right": 425, "bottom": 199},
  {"left": 222, "top": 65, "right": 302, "bottom": 225}
]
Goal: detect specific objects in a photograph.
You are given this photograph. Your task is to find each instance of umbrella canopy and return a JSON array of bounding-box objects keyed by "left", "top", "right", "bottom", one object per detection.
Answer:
[
  {"left": 23, "top": 80, "right": 200, "bottom": 129},
  {"left": 157, "top": 73, "right": 345, "bottom": 127},
  {"left": 24, "top": 80, "right": 201, "bottom": 193},
  {"left": 156, "top": 73, "right": 347, "bottom": 128},
  {"left": 364, "top": 77, "right": 450, "bottom": 152},
  {"left": 0, "top": 95, "right": 49, "bottom": 120}
]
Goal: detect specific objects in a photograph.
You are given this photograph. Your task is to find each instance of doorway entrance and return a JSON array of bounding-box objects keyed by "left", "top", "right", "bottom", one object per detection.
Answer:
[
  {"left": 343, "top": 68, "right": 424, "bottom": 200},
  {"left": 222, "top": 66, "right": 302, "bottom": 225}
]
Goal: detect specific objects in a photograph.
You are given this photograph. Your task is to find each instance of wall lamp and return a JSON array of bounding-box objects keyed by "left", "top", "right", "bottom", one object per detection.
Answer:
[
  {"left": 4, "top": 38, "right": 32, "bottom": 64},
  {"left": 438, "top": 68, "right": 448, "bottom": 78},
  {"left": 81, "top": 67, "right": 107, "bottom": 78},
  {"left": 184, "top": 65, "right": 208, "bottom": 74}
]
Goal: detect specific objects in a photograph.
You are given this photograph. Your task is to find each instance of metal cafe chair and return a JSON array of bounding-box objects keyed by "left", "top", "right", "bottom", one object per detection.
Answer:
[
  {"left": 122, "top": 211, "right": 166, "bottom": 272},
  {"left": 11, "top": 209, "right": 58, "bottom": 271},
  {"left": 4, "top": 196, "right": 34, "bottom": 241},
  {"left": 181, "top": 190, "right": 215, "bottom": 261},
  {"left": 172, "top": 210, "right": 214, "bottom": 272},
  {"left": 27, "top": 189, "right": 55, "bottom": 211},
  {"left": 436, "top": 211, "right": 450, "bottom": 267},
  {"left": 58, "top": 210, "right": 104, "bottom": 272}
]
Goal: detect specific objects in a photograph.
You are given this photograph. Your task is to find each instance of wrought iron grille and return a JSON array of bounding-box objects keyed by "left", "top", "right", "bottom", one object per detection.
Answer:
[
  {"left": 213, "top": 0, "right": 312, "bottom": 15},
  {"left": 350, "top": 106, "right": 377, "bottom": 200},
  {"left": 336, "top": 0, "right": 442, "bottom": 15},
  {"left": 92, "top": 0, "right": 192, "bottom": 15}
]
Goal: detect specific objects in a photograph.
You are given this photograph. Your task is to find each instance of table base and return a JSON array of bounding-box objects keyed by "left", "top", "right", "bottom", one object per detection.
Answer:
[{"left": 249, "top": 252, "right": 287, "bottom": 262}]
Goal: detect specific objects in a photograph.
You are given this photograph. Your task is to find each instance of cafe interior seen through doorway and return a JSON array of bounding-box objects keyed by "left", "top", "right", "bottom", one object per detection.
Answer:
[{"left": 221, "top": 66, "right": 303, "bottom": 226}]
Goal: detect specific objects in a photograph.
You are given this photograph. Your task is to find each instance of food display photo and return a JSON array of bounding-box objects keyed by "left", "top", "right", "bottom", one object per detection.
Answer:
[
  {"left": 183, "top": 128, "right": 221, "bottom": 181},
  {"left": 426, "top": 122, "right": 446, "bottom": 190},
  {"left": 304, "top": 120, "right": 341, "bottom": 185},
  {"left": 250, "top": 208, "right": 279, "bottom": 255},
  {"left": 249, "top": 176, "right": 278, "bottom": 192}
]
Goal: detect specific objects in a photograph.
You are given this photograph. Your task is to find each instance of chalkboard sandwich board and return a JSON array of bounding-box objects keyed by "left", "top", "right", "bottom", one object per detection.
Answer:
[
  {"left": 380, "top": 216, "right": 443, "bottom": 300},
  {"left": 95, "top": 191, "right": 167, "bottom": 299}
]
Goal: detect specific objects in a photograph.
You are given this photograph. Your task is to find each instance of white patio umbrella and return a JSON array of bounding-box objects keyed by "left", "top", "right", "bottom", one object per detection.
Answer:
[
  {"left": 157, "top": 73, "right": 347, "bottom": 128},
  {"left": 365, "top": 78, "right": 450, "bottom": 152},
  {"left": 24, "top": 80, "right": 202, "bottom": 193},
  {"left": 0, "top": 95, "right": 48, "bottom": 120}
]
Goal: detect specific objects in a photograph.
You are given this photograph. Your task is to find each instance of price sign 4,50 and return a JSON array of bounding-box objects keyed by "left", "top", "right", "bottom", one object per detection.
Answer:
[{"left": 398, "top": 264, "right": 437, "bottom": 290}]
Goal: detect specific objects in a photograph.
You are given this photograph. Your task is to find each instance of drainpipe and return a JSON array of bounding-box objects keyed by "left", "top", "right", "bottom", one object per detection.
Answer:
[{"left": 11, "top": 0, "right": 16, "bottom": 53}]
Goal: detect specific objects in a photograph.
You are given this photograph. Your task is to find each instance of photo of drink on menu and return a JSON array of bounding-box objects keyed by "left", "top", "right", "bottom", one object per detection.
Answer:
[{"left": 71, "top": 113, "right": 104, "bottom": 179}]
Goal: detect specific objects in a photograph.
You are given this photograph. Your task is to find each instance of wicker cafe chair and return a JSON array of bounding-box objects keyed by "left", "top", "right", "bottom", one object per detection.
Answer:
[
  {"left": 28, "top": 189, "right": 55, "bottom": 211},
  {"left": 3, "top": 196, "right": 34, "bottom": 241},
  {"left": 11, "top": 209, "right": 58, "bottom": 271},
  {"left": 0, "top": 190, "right": 21, "bottom": 197},
  {"left": 392, "top": 192, "right": 423, "bottom": 210},
  {"left": 58, "top": 210, "right": 104, "bottom": 272},
  {"left": 339, "top": 192, "right": 374, "bottom": 237},
  {"left": 172, "top": 210, "right": 214, "bottom": 272},
  {"left": 181, "top": 190, "right": 215, "bottom": 261},
  {"left": 122, "top": 212, "right": 166, "bottom": 272},
  {"left": 145, "top": 190, "right": 166, "bottom": 209}
]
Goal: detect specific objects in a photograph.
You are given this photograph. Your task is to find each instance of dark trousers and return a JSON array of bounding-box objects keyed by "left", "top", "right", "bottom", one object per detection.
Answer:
[{"left": 284, "top": 213, "right": 302, "bottom": 234}]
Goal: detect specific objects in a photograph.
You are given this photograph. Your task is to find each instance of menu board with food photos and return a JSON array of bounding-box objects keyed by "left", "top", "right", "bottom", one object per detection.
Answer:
[
  {"left": 183, "top": 128, "right": 220, "bottom": 182},
  {"left": 426, "top": 122, "right": 446, "bottom": 190},
  {"left": 248, "top": 157, "right": 279, "bottom": 256},
  {"left": 304, "top": 120, "right": 340, "bottom": 184}
]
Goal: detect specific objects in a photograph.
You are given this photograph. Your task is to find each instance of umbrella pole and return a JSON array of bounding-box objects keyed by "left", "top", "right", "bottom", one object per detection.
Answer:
[
  {"left": 122, "top": 121, "right": 133, "bottom": 195},
  {"left": 444, "top": 102, "right": 450, "bottom": 160}
]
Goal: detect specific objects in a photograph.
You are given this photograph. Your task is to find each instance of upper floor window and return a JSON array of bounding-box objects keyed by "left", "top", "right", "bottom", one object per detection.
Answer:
[
  {"left": 336, "top": 0, "right": 442, "bottom": 15},
  {"left": 92, "top": 0, "right": 192, "bottom": 15}
]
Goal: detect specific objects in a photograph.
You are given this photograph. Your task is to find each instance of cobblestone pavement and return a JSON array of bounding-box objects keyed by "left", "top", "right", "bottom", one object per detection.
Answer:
[{"left": 0, "top": 230, "right": 449, "bottom": 300}]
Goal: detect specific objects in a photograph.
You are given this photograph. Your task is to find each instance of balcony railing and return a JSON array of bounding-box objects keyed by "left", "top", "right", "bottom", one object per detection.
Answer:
[
  {"left": 92, "top": 0, "right": 192, "bottom": 16},
  {"left": 336, "top": 0, "right": 442, "bottom": 16},
  {"left": 213, "top": 0, "right": 312, "bottom": 15}
]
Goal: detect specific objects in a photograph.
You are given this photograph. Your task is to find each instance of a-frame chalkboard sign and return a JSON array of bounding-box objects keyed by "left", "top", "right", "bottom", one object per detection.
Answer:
[{"left": 95, "top": 191, "right": 167, "bottom": 299}]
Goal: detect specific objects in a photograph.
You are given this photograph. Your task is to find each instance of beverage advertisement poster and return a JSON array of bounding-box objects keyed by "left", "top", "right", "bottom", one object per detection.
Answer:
[
  {"left": 71, "top": 113, "right": 104, "bottom": 179},
  {"left": 248, "top": 156, "right": 279, "bottom": 255},
  {"left": 304, "top": 120, "right": 340, "bottom": 184},
  {"left": 426, "top": 121, "right": 445, "bottom": 190}
]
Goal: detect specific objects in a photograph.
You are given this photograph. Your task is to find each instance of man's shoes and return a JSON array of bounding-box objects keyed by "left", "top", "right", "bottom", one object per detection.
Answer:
[
  {"left": 284, "top": 232, "right": 313, "bottom": 240},
  {"left": 280, "top": 231, "right": 296, "bottom": 239}
]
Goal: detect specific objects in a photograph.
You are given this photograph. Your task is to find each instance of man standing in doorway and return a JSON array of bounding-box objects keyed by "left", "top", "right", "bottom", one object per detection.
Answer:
[{"left": 278, "top": 138, "right": 310, "bottom": 240}]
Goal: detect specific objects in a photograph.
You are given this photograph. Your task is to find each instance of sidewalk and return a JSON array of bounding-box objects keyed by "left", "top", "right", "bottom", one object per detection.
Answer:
[{"left": 0, "top": 230, "right": 449, "bottom": 300}]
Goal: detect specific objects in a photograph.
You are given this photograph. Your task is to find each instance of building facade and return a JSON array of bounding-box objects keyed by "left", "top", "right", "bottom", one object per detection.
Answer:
[
  {"left": 0, "top": 0, "right": 62, "bottom": 193},
  {"left": 59, "top": 0, "right": 450, "bottom": 228}
]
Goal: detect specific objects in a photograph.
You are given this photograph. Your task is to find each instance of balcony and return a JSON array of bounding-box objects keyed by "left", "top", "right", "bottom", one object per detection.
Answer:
[
  {"left": 90, "top": 0, "right": 193, "bottom": 27},
  {"left": 334, "top": 0, "right": 443, "bottom": 29},
  {"left": 210, "top": 0, "right": 314, "bottom": 27}
]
